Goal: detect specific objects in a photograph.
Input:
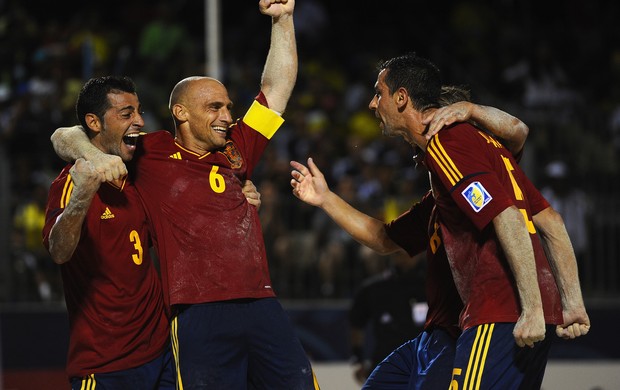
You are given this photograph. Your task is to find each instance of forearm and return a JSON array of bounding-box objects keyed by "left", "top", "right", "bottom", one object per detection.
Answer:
[
  {"left": 260, "top": 12, "right": 297, "bottom": 114},
  {"left": 48, "top": 187, "right": 95, "bottom": 264},
  {"left": 471, "top": 104, "right": 529, "bottom": 155},
  {"left": 493, "top": 206, "right": 543, "bottom": 313},
  {"left": 321, "top": 191, "right": 399, "bottom": 255},
  {"left": 51, "top": 126, "right": 100, "bottom": 162},
  {"left": 533, "top": 207, "right": 585, "bottom": 308}
]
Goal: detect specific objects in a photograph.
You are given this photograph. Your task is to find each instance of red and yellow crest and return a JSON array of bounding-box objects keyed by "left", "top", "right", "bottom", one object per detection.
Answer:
[{"left": 220, "top": 141, "right": 244, "bottom": 169}]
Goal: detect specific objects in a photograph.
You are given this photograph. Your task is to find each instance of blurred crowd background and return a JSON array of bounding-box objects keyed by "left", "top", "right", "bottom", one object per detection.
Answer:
[{"left": 1, "top": 0, "right": 619, "bottom": 305}]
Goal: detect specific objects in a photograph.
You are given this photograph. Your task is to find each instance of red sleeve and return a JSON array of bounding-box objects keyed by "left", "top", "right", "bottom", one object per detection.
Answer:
[
  {"left": 384, "top": 191, "right": 434, "bottom": 256},
  {"left": 42, "top": 166, "right": 72, "bottom": 249},
  {"left": 425, "top": 124, "right": 515, "bottom": 230},
  {"left": 255, "top": 91, "right": 268, "bottom": 107},
  {"left": 229, "top": 92, "right": 272, "bottom": 178}
]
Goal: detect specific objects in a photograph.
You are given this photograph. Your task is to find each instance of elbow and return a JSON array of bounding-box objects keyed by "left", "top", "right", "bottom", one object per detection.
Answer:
[
  {"left": 372, "top": 235, "right": 400, "bottom": 256},
  {"left": 533, "top": 206, "right": 566, "bottom": 239},
  {"left": 49, "top": 247, "right": 70, "bottom": 265},
  {"left": 517, "top": 120, "right": 530, "bottom": 139},
  {"left": 372, "top": 246, "right": 393, "bottom": 256},
  {"left": 48, "top": 240, "right": 72, "bottom": 265},
  {"left": 50, "top": 129, "right": 61, "bottom": 149},
  {"left": 512, "top": 119, "right": 529, "bottom": 151}
]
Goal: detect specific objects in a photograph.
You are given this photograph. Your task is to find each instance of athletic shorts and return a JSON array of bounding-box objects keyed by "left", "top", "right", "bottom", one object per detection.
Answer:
[
  {"left": 450, "top": 323, "right": 553, "bottom": 390},
  {"left": 171, "top": 297, "right": 319, "bottom": 389},
  {"left": 70, "top": 343, "right": 175, "bottom": 390},
  {"left": 363, "top": 327, "right": 457, "bottom": 390}
]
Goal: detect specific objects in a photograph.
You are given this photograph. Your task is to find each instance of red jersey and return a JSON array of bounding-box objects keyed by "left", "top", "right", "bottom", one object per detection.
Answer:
[
  {"left": 131, "top": 93, "right": 281, "bottom": 306},
  {"left": 384, "top": 191, "right": 462, "bottom": 339},
  {"left": 42, "top": 165, "right": 169, "bottom": 378},
  {"left": 424, "top": 123, "right": 562, "bottom": 330}
]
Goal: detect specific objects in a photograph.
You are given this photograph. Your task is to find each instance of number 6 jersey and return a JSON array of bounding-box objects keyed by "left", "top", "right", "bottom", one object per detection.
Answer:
[{"left": 130, "top": 92, "right": 283, "bottom": 308}]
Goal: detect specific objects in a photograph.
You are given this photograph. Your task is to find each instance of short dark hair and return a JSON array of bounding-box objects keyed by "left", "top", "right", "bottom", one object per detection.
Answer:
[
  {"left": 378, "top": 53, "right": 442, "bottom": 112},
  {"left": 76, "top": 76, "right": 137, "bottom": 132}
]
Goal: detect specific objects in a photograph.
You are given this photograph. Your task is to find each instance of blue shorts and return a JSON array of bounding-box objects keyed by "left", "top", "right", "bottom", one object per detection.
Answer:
[
  {"left": 363, "top": 328, "right": 456, "bottom": 390},
  {"left": 450, "top": 323, "right": 553, "bottom": 390},
  {"left": 70, "top": 343, "right": 175, "bottom": 390},
  {"left": 172, "top": 297, "right": 319, "bottom": 389}
]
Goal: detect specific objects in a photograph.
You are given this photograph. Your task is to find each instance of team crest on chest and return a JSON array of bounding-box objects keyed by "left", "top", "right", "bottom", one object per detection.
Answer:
[{"left": 220, "top": 141, "right": 244, "bottom": 169}]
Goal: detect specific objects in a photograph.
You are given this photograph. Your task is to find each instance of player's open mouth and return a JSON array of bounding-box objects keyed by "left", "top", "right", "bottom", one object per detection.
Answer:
[
  {"left": 123, "top": 133, "right": 140, "bottom": 146},
  {"left": 213, "top": 126, "right": 227, "bottom": 135}
]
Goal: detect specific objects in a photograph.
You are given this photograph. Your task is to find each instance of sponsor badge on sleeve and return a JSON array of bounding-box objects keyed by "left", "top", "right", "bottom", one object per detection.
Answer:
[{"left": 461, "top": 181, "right": 492, "bottom": 212}]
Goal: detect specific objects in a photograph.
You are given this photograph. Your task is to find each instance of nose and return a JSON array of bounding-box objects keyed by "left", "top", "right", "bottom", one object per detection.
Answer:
[
  {"left": 134, "top": 111, "right": 145, "bottom": 128},
  {"left": 220, "top": 107, "right": 233, "bottom": 125},
  {"left": 368, "top": 96, "right": 377, "bottom": 111}
]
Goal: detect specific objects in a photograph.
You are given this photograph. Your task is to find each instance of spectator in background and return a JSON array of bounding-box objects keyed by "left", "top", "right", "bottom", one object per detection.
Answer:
[
  {"left": 313, "top": 174, "right": 366, "bottom": 297},
  {"left": 349, "top": 251, "right": 427, "bottom": 385},
  {"left": 12, "top": 182, "right": 55, "bottom": 301},
  {"left": 541, "top": 160, "right": 592, "bottom": 274},
  {"left": 9, "top": 227, "right": 44, "bottom": 302}
]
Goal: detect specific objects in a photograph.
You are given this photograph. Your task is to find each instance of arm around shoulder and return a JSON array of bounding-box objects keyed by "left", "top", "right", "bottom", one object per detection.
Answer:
[{"left": 51, "top": 126, "right": 127, "bottom": 182}]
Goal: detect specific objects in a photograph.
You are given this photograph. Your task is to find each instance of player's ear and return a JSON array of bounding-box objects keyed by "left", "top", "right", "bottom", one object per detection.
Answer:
[
  {"left": 395, "top": 87, "right": 409, "bottom": 109},
  {"left": 172, "top": 104, "right": 188, "bottom": 122},
  {"left": 85, "top": 113, "right": 102, "bottom": 134}
]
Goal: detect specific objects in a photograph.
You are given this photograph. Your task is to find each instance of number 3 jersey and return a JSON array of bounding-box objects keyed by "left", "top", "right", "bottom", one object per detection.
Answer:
[
  {"left": 130, "top": 93, "right": 282, "bottom": 307},
  {"left": 424, "top": 123, "right": 563, "bottom": 330},
  {"left": 42, "top": 171, "right": 169, "bottom": 378}
]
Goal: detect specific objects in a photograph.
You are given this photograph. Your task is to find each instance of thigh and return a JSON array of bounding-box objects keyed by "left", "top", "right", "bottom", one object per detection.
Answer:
[
  {"left": 414, "top": 329, "right": 456, "bottom": 390},
  {"left": 363, "top": 328, "right": 455, "bottom": 390},
  {"left": 245, "top": 298, "right": 317, "bottom": 390},
  {"left": 156, "top": 344, "right": 176, "bottom": 390},
  {"left": 450, "top": 323, "right": 552, "bottom": 390},
  {"left": 363, "top": 338, "right": 420, "bottom": 390},
  {"left": 172, "top": 303, "right": 247, "bottom": 390}
]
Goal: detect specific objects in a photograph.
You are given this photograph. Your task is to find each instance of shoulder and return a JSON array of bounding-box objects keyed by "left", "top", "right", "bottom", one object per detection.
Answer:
[
  {"left": 139, "top": 130, "right": 174, "bottom": 148},
  {"left": 143, "top": 130, "right": 173, "bottom": 141},
  {"left": 51, "top": 164, "right": 74, "bottom": 186},
  {"left": 429, "top": 123, "right": 485, "bottom": 155},
  {"left": 435, "top": 123, "right": 477, "bottom": 142}
]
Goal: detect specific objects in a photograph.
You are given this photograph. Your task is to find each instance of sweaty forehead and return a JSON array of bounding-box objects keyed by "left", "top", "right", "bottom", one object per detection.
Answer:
[
  {"left": 190, "top": 79, "right": 230, "bottom": 103},
  {"left": 108, "top": 91, "right": 139, "bottom": 109},
  {"left": 376, "top": 70, "right": 389, "bottom": 90}
]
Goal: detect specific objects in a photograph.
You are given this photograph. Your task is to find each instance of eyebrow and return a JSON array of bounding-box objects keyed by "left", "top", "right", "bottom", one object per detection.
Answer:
[{"left": 116, "top": 105, "right": 136, "bottom": 112}]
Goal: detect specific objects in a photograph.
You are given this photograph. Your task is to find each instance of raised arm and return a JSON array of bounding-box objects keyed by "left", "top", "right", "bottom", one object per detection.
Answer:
[
  {"left": 50, "top": 126, "right": 127, "bottom": 181},
  {"left": 290, "top": 158, "right": 401, "bottom": 255},
  {"left": 532, "top": 207, "right": 590, "bottom": 339},
  {"left": 423, "top": 101, "right": 529, "bottom": 156},
  {"left": 258, "top": 0, "right": 297, "bottom": 114},
  {"left": 48, "top": 159, "right": 103, "bottom": 264},
  {"left": 493, "top": 206, "right": 546, "bottom": 348}
]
